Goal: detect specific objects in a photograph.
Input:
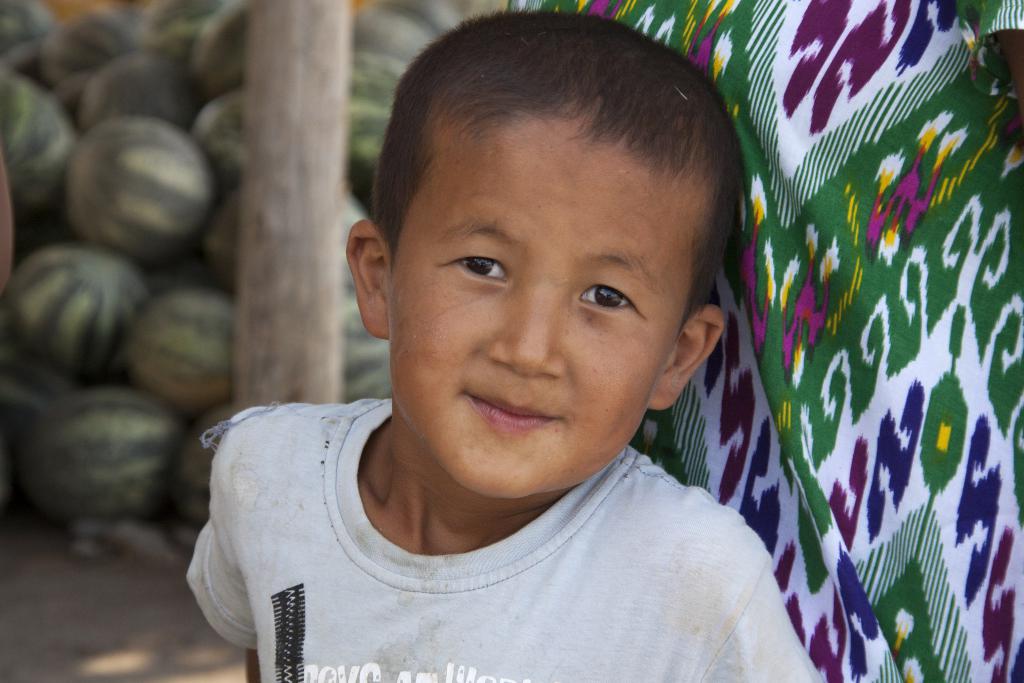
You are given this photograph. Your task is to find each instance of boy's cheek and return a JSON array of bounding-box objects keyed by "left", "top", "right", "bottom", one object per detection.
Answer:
[{"left": 388, "top": 300, "right": 475, "bottom": 358}]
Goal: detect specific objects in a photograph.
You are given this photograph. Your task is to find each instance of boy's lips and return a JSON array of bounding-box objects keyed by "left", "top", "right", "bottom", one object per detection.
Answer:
[{"left": 466, "top": 394, "right": 557, "bottom": 434}]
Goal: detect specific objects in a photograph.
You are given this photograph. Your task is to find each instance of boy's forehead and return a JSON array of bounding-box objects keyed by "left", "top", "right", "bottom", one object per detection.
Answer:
[
  {"left": 421, "top": 113, "right": 709, "bottom": 226},
  {"left": 405, "top": 115, "right": 708, "bottom": 294}
]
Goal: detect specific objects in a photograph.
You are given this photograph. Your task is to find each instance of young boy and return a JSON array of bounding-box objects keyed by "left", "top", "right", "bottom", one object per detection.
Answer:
[{"left": 188, "top": 12, "right": 820, "bottom": 682}]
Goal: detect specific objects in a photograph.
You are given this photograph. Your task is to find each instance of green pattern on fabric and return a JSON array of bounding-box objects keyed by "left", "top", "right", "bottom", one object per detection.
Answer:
[{"left": 919, "top": 372, "right": 969, "bottom": 493}]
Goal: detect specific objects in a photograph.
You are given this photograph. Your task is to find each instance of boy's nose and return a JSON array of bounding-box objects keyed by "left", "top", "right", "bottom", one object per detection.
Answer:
[{"left": 488, "top": 287, "right": 566, "bottom": 378}]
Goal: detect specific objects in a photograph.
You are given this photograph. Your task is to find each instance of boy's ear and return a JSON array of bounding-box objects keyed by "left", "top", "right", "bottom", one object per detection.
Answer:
[
  {"left": 648, "top": 304, "right": 725, "bottom": 410},
  {"left": 346, "top": 219, "right": 391, "bottom": 340}
]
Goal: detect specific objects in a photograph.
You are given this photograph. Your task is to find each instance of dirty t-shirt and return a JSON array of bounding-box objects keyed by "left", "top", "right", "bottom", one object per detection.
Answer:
[{"left": 186, "top": 399, "right": 820, "bottom": 682}]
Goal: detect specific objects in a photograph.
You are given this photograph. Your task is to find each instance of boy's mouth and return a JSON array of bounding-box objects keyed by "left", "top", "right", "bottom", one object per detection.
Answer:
[{"left": 466, "top": 394, "right": 557, "bottom": 434}]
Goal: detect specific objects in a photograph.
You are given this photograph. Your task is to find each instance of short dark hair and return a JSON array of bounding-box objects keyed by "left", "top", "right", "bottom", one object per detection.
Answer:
[{"left": 372, "top": 11, "right": 742, "bottom": 316}]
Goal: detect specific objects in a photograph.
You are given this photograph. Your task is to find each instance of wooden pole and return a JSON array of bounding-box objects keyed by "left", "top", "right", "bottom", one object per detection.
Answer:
[{"left": 237, "top": 0, "right": 351, "bottom": 405}]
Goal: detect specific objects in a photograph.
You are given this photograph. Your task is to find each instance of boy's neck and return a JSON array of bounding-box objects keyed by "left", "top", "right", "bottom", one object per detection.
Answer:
[{"left": 357, "top": 419, "right": 568, "bottom": 556}]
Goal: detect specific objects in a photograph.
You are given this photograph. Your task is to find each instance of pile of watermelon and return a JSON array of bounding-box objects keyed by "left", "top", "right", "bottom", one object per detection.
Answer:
[{"left": 0, "top": 0, "right": 501, "bottom": 526}]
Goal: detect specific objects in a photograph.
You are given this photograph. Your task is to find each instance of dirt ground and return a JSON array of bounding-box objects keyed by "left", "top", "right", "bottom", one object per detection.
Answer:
[{"left": 0, "top": 499, "right": 245, "bottom": 683}]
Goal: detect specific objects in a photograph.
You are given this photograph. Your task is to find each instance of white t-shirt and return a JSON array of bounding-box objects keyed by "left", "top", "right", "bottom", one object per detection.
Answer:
[{"left": 187, "top": 399, "right": 820, "bottom": 682}]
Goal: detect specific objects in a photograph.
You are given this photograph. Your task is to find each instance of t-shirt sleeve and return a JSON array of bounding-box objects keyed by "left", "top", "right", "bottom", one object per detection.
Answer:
[
  {"left": 700, "top": 560, "right": 822, "bottom": 682},
  {"left": 186, "top": 421, "right": 259, "bottom": 650},
  {"left": 960, "top": 0, "right": 1024, "bottom": 95}
]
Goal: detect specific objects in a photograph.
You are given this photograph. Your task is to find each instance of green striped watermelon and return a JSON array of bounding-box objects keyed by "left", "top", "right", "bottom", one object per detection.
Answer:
[
  {"left": 78, "top": 51, "right": 199, "bottom": 131},
  {"left": 0, "top": 354, "right": 74, "bottom": 446},
  {"left": 17, "top": 385, "right": 183, "bottom": 522},
  {"left": 66, "top": 116, "right": 214, "bottom": 266},
  {"left": 39, "top": 6, "right": 140, "bottom": 86},
  {"left": 348, "top": 51, "right": 404, "bottom": 207},
  {"left": 0, "top": 0, "right": 54, "bottom": 56},
  {"left": 6, "top": 243, "right": 149, "bottom": 377},
  {"left": 125, "top": 286, "right": 232, "bottom": 416},
  {"left": 171, "top": 401, "right": 233, "bottom": 524},
  {"left": 191, "top": 88, "right": 242, "bottom": 194},
  {"left": 189, "top": 0, "right": 243, "bottom": 101},
  {"left": 142, "top": 0, "right": 239, "bottom": 63},
  {"left": 0, "top": 69, "right": 75, "bottom": 218}
]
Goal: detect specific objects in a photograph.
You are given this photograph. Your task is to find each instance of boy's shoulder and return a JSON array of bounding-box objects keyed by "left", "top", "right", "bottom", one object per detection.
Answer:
[
  {"left": 576, "top": 449, "right": 815, "bottom": 678},
  {"left": 203, "top": 398, "right": 388, "bottom": 493},
  {"left": 601, "top": 448, "right": 772, "bottom": 579},
  {"left": 199, "top": 398, "right": 391, "bottom": 537}
]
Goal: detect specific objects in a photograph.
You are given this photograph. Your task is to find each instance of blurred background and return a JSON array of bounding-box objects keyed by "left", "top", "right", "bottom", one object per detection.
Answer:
[{"left": 0, "top": 0, "right": 503, "bottom": 680}]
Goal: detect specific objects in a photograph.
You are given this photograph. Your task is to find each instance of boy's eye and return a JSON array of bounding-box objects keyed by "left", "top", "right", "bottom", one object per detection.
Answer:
[
  {"left": 461, "top": 256, "right": 505, "bottom": 279},
  {"left": 581, "top": 285, "right": 630, "bottom": 309}
]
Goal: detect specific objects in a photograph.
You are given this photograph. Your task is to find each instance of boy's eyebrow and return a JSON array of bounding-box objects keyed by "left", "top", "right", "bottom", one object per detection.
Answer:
[{"left": 441, "top": 221, "right": 518, "bottom": 244}]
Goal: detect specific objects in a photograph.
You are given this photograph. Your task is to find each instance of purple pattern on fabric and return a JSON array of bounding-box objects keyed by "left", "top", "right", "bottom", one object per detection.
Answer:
[
  {"left": 898, "top": 0, "right": 956, "bottom": 73},
  {"left": 867, "top": 383, "right": 925, "bottom": 540},
  {"left": 741, "top": 221, "right": 770, "bottom": 353},
  {"left": 717, "top": 314, "right": 756, "bottom": 503},
  {"left": 866, "top": 142, "right": 944, "bottom": 252},
  {"left": 776, "top": 542, "right": 798, "bottom": 589},
  {"left": 783, "top": 0, "right": 850, "bottom": 121},
  {"left": 809, "top": 589, "right": 848, "bottom": 683},
  {"left": 776, "top": 544, "right": 810, "bottom": 646},
  {"left": 838, "top": 550, "right": 879, "bottom": 680},
  {"left": 587, "top": 0, "right": 623, "bottom": 18},
  {"left": 787, "top": 594, "right": 808, "bottom": 646},
  {"left": 739, "top": 418, "right": 781, "bottom": 554},
  {"left": 830, "top": 438, "right": 870, "bottom": 548},
  {"left": 784, "top": 0, "right": 912, "bottom": 133},
  {"left": 781, "top": 257, "right": 831, "bottom": 375},
  {"left": 984, "top": 529, "right": 1016, "bottom": 683},
  {"left": 957, "top": 416, "right": 1000, "bottom": 606},
  {"left": 686, "top": 4, "right": 725, "bottom": 76}
]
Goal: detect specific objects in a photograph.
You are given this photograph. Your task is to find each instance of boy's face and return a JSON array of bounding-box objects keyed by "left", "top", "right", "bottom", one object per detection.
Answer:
[{"left": 349, "top": 116, "right": 723, "bottom": 502}]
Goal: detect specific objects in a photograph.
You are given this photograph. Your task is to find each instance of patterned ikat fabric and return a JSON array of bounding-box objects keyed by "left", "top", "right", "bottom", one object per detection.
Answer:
[{"left": 513, "top": 0, "right": 1024, "bottom": 680}]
